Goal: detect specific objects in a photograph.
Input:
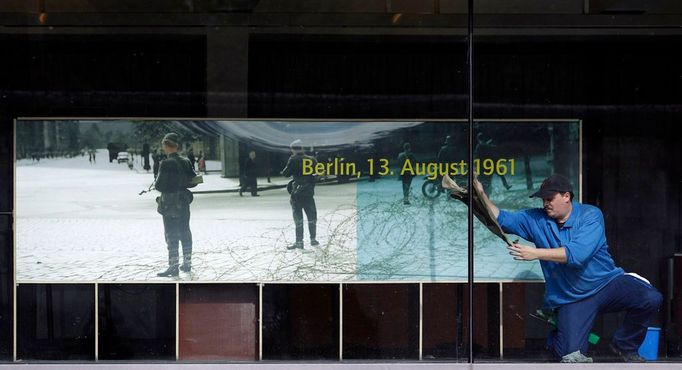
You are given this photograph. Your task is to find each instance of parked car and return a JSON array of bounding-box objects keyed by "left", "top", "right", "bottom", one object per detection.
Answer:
[{"left": 117, "top": 152, "right": 130, "bottom": 163}]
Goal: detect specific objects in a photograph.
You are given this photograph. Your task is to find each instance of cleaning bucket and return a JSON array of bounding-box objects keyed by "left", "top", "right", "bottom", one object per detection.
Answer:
[{"left": 638, "top": 327, "right": 661, "bottom": 361}]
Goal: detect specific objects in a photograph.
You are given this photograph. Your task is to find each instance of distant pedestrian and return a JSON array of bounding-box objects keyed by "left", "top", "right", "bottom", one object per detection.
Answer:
[
  {"left": 198, "top": 153, "right": 206, "bottom": 175},
  {"left": 142, "top": 142, "right": 151, "bottom": 172},
  {"left": 240, "top": 150, "right": 259, "bottom": 197},
  {"left": 397, "top": 142, "right": 416, "bottom": 205},
  {"left": 187, "top": 148, "right": 196, "bottom": 171}
]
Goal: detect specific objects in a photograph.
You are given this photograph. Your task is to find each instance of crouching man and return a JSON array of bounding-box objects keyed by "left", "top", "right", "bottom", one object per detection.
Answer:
[{"left": 476, "top": 173, "right": 662, "bottom": 363}]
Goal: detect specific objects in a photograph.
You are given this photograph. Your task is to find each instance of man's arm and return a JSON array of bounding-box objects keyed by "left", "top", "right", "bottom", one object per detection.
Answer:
[
  {"left": 281, "top": 157, "right": 293, "bottom": 177},
  {"left": 508, "top": 243, "right": 568, "bottom": 264},
  {"left": 473, "top": 177, "right": 499, "bottom": 218},
  {"left": 155, "top": 160, "right": 172, "bottom": 192}
]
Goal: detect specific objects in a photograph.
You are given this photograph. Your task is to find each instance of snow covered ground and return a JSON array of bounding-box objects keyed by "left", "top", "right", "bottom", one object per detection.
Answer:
[
  {"left": 15, "top": 149, "right": 549, "bottom": 282},
  {"left": 16, "top": 150, "right": 357, "bottom": 282},
  {"left": 355, "top": 175, "right": 545, "bottom": 281}
]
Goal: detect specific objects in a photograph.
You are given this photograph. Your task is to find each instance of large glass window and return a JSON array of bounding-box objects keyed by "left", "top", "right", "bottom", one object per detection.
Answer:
[
  {"left": 473, "top": 11, "right": 681, "bottom": 362},
  {"left": 2, "top": 0, "right": 680, "bottom": 365}
]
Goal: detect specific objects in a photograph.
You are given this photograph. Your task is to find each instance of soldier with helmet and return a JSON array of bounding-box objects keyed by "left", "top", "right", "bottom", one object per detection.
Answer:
[
  {"left": 281, "top": 139, "right": 319, "bottom": 250},
  {"left": 155, "top": 132, "right": 197, "bottom": 277}
]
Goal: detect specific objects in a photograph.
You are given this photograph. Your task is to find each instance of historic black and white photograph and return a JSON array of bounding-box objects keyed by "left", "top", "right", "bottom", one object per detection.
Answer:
[{"left": 15, "top": 119, "right": 580, "bottom": 282}]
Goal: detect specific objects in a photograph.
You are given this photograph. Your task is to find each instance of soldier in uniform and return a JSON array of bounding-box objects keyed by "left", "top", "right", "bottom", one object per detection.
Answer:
[
  {"left": 152, "top": 148, "right": 166, "bottom": 179},
  {"left": 397, "top": 142, "right": 416, "bottom": 205},
  {"left": 474, "top": 132, "right": 512, "bottom": 195},
  {"left": 281, "top": 140, "right": 319, "bottom": 250},
  {"left": 155, "top": 133, "right": 196, "bottom": 277}
]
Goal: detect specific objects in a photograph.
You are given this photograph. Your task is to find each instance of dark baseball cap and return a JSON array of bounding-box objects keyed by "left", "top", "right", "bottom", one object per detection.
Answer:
[{"left": 529, "top": 174, "right": 573, "bottom": 198}]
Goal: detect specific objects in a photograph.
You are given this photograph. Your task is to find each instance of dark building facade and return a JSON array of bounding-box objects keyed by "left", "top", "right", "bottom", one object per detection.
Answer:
[{"left": 0, "top": 0, "right": 681, "bottom": 365}]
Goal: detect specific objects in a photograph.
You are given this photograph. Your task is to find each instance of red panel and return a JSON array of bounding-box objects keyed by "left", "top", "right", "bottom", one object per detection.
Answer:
[
  {"left": 472, "top": 284, "right": 490, "bottom": 349},
  {"left": 422, "top": 283, "right": 463, "bottom": 359},
  {"left": 179, "top": 284, "right": 258, "bottom": 361},
  {"left": 502, "top": 283, "right": 526, "bottom": 349}
]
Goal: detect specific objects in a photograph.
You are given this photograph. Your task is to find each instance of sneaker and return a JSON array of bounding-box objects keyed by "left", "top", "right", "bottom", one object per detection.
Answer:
[
  {"left": 609, "top": 342, "right": 646, "bottom": 362},
  {"left": 310, "top": 239, "right": 320, "bottom": 246},
  {"left": 560, "top": 350, "right": 593, "bottom": 363},
  {"left": 287, "top": 241, "right": 304, "bottom": 250}
]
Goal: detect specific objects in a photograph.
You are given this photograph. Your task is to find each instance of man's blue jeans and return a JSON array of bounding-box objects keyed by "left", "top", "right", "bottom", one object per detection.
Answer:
[{"left": 547, "top": 274, "right": 662, "bottom": 358}]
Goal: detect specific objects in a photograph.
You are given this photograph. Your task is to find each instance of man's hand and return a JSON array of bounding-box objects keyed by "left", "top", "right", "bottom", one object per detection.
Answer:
[
  {"left": 508, "top": 243, "right": 568, "bottom": 263},
  {"left": 508, "top": 242, "right": 538, "bottom": 261}
]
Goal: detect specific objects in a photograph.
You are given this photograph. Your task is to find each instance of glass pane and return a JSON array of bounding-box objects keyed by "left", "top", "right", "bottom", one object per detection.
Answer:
[
  {"left": 422, "top": 283, "right": 466, "bottom": 360},
  {"left": 501, "top": 283, "right": 547, "bottom": 360},
  {"left": 16, "top": 284, "right": 95, "bottom": 361},
  {"left": 179, "top": 284, "right": 258, "bottom": 361},
  {"left": 98, "top": 284, "right": 175, "bottom": 360},
  {"left": 472, "top": 284, "right": 500, "bottom": 359},
  {"left": 474, "top": 17, "right": 681, "bottom": 362},
  {"left": 5, "top": 1, "right": 480, "bottom": 364},
  {"left": 472, "top": 120, "right": 581, "bottom": 283},
  {"left": 0, "top": 215, "right": 11, "bottom": 361},
  {"left": 263, "top": 284, "right": 339, "bottom": 360},
  {"left": 0, "top": 122, "right": 10, "bottom": 212},
  {"left": 342, "top": 284, "right": 419, "bottom": 359}
]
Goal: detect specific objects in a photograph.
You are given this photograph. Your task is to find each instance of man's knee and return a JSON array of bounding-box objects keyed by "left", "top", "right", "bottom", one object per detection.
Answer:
[{"left": 643, "top": 289, "right": 663, "bottom": 311}]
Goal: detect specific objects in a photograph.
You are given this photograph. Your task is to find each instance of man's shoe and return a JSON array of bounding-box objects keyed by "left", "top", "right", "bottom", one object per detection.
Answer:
[
  {"left": 179, "top": 263, "right": 191, "bottom": 273},
  {"left": 239, "top": 189, "right": 243, "bottom": 197},
  {"left": 287, "top": 241, "right": 304, "bottom": 250},
  {"left": 157, "top": 266, "right": 179, "bottom": 277},
  {"left": 560, "top": 350, "right": 593, "bottom": 363},
  {"left": 310, "top": 239, "right": 320, "bottom": 246},
  {"left": 609, "top": 342, "right": 646, "bottom": 362}
]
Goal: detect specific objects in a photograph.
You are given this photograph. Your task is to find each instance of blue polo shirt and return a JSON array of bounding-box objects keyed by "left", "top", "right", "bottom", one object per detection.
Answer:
[{"left": 497, "top": 201, "right": 623, "bottom": 308}]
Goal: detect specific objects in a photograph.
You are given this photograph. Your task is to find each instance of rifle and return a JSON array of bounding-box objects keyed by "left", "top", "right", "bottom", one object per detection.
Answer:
[{"left": 139, "top": 179, "right": 156, "bottom": 196}]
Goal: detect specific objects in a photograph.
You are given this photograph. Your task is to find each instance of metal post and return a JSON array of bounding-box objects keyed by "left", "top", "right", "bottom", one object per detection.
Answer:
[{"left": 467, "top": 0, "right": 475, "bottom": 363}]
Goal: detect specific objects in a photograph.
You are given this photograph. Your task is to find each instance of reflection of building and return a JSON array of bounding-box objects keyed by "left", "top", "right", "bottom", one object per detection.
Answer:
[
  {"left": 187, "top": 135, "right": 220, "bottom": 162},
  {"left": 220, "top": 135, "right": 293, "bottom": 179},
  {"left": 15, "top": 121, "right": 80, "bottom": 159},
  {"left": 220, "top": 134, "right": 240, "bottom": 177}
]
